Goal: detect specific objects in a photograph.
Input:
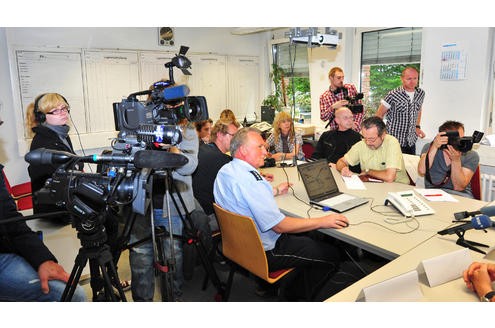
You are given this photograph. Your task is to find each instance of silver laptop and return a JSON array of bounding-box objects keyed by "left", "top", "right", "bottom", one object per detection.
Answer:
[{"left": 297, "top": 160, "right": 369, "bottom": 213}]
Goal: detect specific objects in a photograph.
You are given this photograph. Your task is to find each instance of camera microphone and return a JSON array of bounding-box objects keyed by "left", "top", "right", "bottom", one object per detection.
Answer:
[
  {"left": 133, "top": 150, "right": 188, "bottom": 169},
  {"left": 25, "top": 148, "right": 75, "bottom": 165}
]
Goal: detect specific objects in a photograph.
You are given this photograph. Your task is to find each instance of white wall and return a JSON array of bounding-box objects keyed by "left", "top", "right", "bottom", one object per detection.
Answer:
[
  {"left": 420, "top": 27, "right": 493, "bottom": 140},
  {"left": 0, "top": 27, "right": 272, "bottom": 185}
]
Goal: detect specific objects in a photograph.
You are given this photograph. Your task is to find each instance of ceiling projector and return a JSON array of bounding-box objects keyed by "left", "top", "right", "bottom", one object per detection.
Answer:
[{"left": 288, "top": 28, "right": 340, "bottom": 48}]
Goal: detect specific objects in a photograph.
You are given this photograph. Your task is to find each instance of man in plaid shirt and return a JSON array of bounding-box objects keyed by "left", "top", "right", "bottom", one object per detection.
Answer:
[
  {"left": 319, "top": 67, "right": 363, "bottom": 132},
  {"left": 376, "top": 66, "right": 426, "bottom": 155}
]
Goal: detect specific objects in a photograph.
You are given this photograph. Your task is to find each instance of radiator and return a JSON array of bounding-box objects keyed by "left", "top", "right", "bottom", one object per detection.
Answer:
[{"left": 481, "top": 174, "right": 495, "bottom": 202}]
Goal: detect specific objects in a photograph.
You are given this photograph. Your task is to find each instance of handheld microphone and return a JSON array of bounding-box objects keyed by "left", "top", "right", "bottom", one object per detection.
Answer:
[
  {"left": 471, "top": 214, "right": 494, "bottom": 229},
  {"left": 161, "top": 85, "right": 190, "bottom": 101},
  {"left": 454, "top": 205, "right": 495, "bottom": 220},
  {"left": 438, "top": 214, "right": 493, "bottom": 235}
]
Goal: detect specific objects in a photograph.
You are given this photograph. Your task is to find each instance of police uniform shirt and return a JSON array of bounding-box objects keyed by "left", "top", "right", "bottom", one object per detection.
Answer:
[{"left": 213, "top": 158, "right": 285, "bottom": 251}]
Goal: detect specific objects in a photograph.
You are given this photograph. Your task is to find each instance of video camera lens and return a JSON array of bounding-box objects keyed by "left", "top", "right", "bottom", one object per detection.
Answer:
[{"left": 182, "top": 96, "right": 208, "bottom": 122}]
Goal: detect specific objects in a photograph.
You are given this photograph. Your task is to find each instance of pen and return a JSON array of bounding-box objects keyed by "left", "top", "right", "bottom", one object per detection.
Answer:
[{"left": 425, "top": 194, "right": 442, "bottom": 197}]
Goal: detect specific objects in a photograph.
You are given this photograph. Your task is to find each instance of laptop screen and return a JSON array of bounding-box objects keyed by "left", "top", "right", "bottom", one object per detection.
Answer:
[{"left": 297, "top": 160, "right": 339, "bottom": 200}]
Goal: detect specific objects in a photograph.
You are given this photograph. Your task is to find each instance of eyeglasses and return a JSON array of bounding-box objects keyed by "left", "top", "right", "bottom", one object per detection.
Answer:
[
  {"left": 46, "top": 106, "right": 70, "bottom": 115},
  {"left": 361, "top": 135, "right": 381, "bottom": 143}
]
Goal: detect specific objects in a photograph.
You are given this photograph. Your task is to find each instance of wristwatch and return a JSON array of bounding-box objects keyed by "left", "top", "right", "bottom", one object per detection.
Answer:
[
  {"left": 415, "top": 125, "right": 421, "bottom": 129},
  {"left": 481, "top": 291, "right": 495, "bottom": 302}
]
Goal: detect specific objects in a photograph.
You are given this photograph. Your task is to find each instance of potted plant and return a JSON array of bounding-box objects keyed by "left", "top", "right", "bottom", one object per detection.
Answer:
[{"left": 261, "top": 64, "right": 286, "bottom": 123}]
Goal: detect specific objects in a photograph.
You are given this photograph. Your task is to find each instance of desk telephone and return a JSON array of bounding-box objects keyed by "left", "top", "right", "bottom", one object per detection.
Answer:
[{"left": 385, "top": 191, "right": 435, "bottom": 217}]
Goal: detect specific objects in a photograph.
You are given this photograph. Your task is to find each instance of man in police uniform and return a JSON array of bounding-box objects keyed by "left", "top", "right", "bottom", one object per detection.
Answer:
[{"left": 213, "top": 127, "right": 349, "bottom": 300}]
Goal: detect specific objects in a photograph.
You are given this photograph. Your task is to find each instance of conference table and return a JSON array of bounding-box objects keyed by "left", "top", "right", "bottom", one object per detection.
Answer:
[
  {"left": 263, "top": 164, "right": 486, "bottom": 259},
  {"left": 262, "top": 164, "right": 495, "bottom": 301}
]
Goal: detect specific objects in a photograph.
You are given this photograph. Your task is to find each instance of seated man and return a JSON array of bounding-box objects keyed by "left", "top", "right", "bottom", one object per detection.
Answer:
[
  {"left": 192, "top": 118, "right": 240, "bottom": 229},
  {"left": 312, "top": 106, "right": 361, "bottom": 173},
  {"left": 0, "top": 164, "right": 87, "bottom": 301},
  {"left": 213, "top": 127, "right": 349, "bottom": 300},
  {"left": 418, "top": 120, "right": 479, "bottom": 198},
  {"left": 336, "top": 116, "right": 409, "bottom": 184}
]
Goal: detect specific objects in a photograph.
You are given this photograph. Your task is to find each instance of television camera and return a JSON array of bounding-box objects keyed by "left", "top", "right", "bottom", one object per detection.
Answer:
[
  {"left": 333, "top": 87, "right": 364, "bottom": 114},
  {"left": 113, "top": 45, "right": 208, "bottom": 150},
  {"left": 25, "top": 148, "right": 188, "bottom": 238},
  {"left": 441, "top": 130, "right": 484, "bottom": 152}
]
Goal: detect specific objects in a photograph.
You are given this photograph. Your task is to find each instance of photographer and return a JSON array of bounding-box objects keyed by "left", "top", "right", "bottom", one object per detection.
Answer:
[
  {"left": 319, "top": 67, "right": 363, "bottom": 132},
  {"left": 418, "top": 120, "right": 479, "bottom": 198}
]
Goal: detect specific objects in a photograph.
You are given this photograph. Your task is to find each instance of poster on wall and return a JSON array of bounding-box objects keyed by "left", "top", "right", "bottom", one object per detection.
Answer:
[{"left": 440, "top": 42, "right": 467, "bottom": 80}]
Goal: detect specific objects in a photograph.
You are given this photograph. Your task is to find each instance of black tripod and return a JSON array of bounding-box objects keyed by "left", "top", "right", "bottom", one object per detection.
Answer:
[
  {"left": 61, "top": 221, "right": 127, "bottom": 301},
  {"left": 119, "top": 169, "right": 227, "bottom": 301},
  {"left": 152, "top": 169, "right": 226, "bottom": 301}
]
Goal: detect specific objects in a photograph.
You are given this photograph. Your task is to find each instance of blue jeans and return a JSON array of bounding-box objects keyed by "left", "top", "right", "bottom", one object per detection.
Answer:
[
  {"left": 0, "top": 253, "right": 87, "bottom": 302},
  {"left": 129, "top": 209, "right": 183, "bottom": 301}
]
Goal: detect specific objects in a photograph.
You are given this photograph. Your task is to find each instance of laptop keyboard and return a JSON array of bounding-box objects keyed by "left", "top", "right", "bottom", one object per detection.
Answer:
[{"left": 318, "top": 193, "right": 356, "bottom": 206}]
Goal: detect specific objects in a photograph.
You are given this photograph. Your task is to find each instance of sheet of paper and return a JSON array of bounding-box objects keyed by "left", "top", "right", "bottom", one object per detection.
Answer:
[
  {"left": 362, "top": 270, "right": 423, "bottom": 302},
  {"left": 414, "top": 188, "right": 459, "bottom": 202},
  {"left": 420, "top": 248, "right": 472, "bottom": 287},
  {"left": 341, "top": 174, "right": 366, "bottom": 190}
]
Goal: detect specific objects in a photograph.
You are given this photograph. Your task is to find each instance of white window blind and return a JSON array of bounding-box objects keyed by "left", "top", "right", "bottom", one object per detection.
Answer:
[
  {"left": 362, "top": 27, "right": 422, "bottom": 65},
  {"left": 273, "top": 42, "right": 309, "bottom": 77}
]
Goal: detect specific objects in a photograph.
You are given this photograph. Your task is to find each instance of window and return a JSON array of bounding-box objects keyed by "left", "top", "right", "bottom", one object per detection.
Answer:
[
  {"left": 271, "top": 42, "right": 311, "bottom": 120},
  {"left": 360, "top": 27, "right": 422, "bottom": 115}
]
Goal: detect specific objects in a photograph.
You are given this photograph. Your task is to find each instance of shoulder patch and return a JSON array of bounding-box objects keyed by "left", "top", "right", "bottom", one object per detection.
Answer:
[{"left": 249, "top": 170, "right": 263, "bottom": 181}]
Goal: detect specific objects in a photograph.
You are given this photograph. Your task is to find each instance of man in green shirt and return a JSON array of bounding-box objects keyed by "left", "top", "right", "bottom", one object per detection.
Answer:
[{"left": 336, "top": 116, "right": 409, "bottom": 184}]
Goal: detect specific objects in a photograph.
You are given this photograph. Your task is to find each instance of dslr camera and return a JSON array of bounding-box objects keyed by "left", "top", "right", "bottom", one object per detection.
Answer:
[{"left": 441, "top": 130, "right": 484, "bottom": 152}]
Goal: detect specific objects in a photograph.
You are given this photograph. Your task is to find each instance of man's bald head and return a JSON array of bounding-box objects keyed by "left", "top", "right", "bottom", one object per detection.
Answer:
[{"left": 334, "top": 107, "right": 354, "bottom": 131}]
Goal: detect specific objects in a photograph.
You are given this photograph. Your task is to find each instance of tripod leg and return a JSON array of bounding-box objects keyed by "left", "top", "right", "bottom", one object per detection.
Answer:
[
  {"left": 155, "top": 226, "right": 175, "bottom": 301},
  {"left": 61, "top": 250, "right": 88, "bottom": 302},
  {"left": 97, "top": 246, "right": 127, "bottom": 302}
]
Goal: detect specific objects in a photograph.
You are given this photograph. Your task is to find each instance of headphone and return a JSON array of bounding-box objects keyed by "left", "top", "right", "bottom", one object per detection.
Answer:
[{"left": 33, "top": 93, "right": 69, "bottom": 123}]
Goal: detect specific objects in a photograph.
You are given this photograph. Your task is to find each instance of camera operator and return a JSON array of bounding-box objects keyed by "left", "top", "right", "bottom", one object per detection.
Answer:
[
  {"left": 319, "top": 67, "right": 363, "bottom": 132},
  {"left": 418, "top": 120, "right": 480, "bottom": 198},
  {"left": 0, "top": 113, "right": 86, "bottom": 302},
  {"left": 129, "top": 96, "right": 200, "bottom": 301}
]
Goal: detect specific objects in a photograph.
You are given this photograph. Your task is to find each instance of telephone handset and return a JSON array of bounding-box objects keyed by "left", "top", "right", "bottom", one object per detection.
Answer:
[{"left": 385, "top": 191, "right": 435, "bottom": 217}]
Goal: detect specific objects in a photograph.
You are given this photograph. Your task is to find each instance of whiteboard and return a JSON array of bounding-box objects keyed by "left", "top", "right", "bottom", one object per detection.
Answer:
[
  {"left": 12, "top": 47, "right": 260, "bottom": 153},
  {"left": 15, "top": 50, "right": 86, "bottom": 136},
  {"left": 84, "top": 50, "right": 140, "bottom": 133}
]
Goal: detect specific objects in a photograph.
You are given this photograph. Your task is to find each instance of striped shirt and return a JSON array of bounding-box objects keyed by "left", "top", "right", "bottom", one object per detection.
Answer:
[
  {"left": 381, "top": 86, "right": 425, "bottom": 147},
  {"left": 319, "top": 84, "right": 364, "bottom": 131}
]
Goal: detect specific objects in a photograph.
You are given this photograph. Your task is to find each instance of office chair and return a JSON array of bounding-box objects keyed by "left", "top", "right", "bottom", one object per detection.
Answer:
[
  {"left": 470, "top": 165, "right": 481, "bottom": 200},
  {"left": 213, "top": 203, "right": 294, "bottom": 301},
  {"left": 302, "top": 141, "right": 315, "bottom": 160},
  {"left": 2, "top": 170, "right": 33, "bottom": 211}
]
